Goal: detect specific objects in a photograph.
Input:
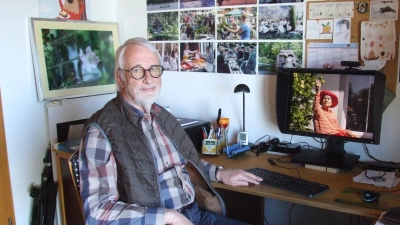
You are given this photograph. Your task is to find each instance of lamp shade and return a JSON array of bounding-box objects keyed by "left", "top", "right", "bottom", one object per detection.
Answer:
[{"left": 234, "top": 84, "right": 250, "bottom": 93}]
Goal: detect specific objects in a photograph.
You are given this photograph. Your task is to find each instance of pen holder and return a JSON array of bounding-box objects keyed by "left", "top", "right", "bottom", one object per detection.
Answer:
[
  {"left": 215, "top": 134, "right": 226, "bottom": 154},
  {"left": 216, "top": 118, "right": 229, "bottom": 154},
  {"left": 202, "top": 139, "right": 218, "bottom": 155}
]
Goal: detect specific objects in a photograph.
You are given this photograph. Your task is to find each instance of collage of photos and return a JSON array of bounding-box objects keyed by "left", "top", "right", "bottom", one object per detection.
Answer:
[{"left": 147, "top": 0, "right": 305, "bottom": 75}]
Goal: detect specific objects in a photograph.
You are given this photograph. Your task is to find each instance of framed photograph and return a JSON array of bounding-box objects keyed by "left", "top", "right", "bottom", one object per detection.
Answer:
[
  {"left": 358, "top": 2, "right": 367, "bottom": 14},
  {"left": 29, "top": 18, "right": 120, "bottom": 101}
]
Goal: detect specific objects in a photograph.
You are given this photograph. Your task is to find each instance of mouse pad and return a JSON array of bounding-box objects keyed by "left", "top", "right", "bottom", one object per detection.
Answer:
[{"left": 334, "top": 187, "right": 400, "bottom": 211}]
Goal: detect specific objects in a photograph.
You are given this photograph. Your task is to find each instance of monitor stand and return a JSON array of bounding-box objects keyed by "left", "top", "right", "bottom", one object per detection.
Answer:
[{"left": 290, "top": 139, "right": 360, "bottom": 171}]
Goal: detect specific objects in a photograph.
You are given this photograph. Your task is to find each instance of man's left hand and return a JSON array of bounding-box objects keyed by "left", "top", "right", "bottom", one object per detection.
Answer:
[{"left": 217, "top": 169, "right": 262, "bottom": 186}]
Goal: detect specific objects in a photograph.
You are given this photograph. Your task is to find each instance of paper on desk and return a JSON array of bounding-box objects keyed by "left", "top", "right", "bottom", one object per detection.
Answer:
[{"left": 353, "top": 170, "right": 400, "bottom": 188}]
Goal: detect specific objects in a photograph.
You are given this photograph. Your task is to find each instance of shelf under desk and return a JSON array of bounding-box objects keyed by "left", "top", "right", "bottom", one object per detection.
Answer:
[{"left": 201, "top": 152, "right": 400, "bottom": 223}]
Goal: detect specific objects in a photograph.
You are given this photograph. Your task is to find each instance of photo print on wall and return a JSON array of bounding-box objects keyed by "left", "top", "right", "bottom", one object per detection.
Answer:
[{"left": 146, "top": 0, "right": 305, "bottom": 75}]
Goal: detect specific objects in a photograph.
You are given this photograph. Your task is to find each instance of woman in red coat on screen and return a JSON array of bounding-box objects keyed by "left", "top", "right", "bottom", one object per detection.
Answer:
[{"left": 314, "top": 79, "right": 354, "bottom": 137}]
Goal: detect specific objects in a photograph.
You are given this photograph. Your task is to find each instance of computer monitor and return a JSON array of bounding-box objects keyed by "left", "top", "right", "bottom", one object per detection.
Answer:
[{"left": 276, "top": 67, "right": 386, "bottom": 170}]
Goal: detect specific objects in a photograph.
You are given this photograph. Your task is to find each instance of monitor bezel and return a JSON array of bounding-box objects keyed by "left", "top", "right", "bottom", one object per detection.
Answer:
[{"left": 276, "top": 67, "right": 386, "bottom": 145}]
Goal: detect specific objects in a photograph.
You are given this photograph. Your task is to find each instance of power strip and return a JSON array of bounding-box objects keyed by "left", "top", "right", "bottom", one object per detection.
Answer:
[{"left": 360, "top": 161, "right": 400, "bottom": 172}]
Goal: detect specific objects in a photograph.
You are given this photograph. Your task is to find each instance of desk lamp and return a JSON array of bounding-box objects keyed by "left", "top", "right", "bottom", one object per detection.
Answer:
[{"left": 234, "top": 84, "right": 250, "bottom": 146}]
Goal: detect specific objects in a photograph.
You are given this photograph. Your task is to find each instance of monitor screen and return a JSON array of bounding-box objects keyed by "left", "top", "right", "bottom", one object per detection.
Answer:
[{"left": 276, "top": 67, "right": 386, "bottom": 169}]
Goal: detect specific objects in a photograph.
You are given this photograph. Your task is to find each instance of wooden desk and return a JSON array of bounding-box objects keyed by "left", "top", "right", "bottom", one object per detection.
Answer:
[{"left": 202, "top": 152, "right": 400, "bottom": 224}]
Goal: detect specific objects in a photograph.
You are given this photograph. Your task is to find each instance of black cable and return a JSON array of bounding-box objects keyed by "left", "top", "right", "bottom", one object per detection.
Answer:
[
  {"left": 362, "top": 216, "right": 368, "bottom": 225},
  {"left": 364, "top": 170, "right": 386, "bottom": 182},
  {"left": 362, "top": 143, "right": 400, "bottom": 164},
  {"left": 379, "top": 186, "right": 400, "bottom": 193},
  {"left": 264, "top": 215, "right": 270, "bottom": 225},
  {"left": 286, "top": 203, "right": 296, "bottom": 225},
  {"left": 268, "top": 158, "right": 301, "bottom": 179},
  {"left": 254, "top": 134, "right": 271, "bottom": 145}
]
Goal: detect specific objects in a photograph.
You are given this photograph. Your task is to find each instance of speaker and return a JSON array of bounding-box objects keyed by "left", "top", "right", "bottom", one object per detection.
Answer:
[{"left": 256, "top": 138, "right": 280, "bottom": 156}]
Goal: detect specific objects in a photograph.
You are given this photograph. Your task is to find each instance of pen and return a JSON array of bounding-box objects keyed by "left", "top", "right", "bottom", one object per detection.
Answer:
[
  {"left": 208, "top": 125, "right": 214, "bottom": 139},
  {"left": 216, "top": 108, "right": 221, "bottom": 127},
  {"left": 202, "top": 127, "right": 208, "bottom": 139}
]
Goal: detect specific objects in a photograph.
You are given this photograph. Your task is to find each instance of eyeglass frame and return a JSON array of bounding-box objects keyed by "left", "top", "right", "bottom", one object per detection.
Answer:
[{"left": 117, "top": 65, "right": 164, "bottom": 80}]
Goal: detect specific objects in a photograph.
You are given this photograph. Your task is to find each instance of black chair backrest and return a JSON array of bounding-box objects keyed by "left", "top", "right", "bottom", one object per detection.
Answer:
[
  {"left": 69, "top": 151, "right": 80, "bottom": 191},
  {"left": 68, "top": 150, "right": 84, "bottom": 220}
]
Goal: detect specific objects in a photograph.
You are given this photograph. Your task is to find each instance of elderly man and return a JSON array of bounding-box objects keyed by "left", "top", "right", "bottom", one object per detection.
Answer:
[{"left": 78, "top": 37, "right": 262, "bottom": 225}]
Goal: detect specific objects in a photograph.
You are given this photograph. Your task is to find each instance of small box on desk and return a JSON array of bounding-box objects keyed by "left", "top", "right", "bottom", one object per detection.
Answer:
[
  {"left": 202, "top": 139, "right": 218, "bottom": 155},
  {"left": 183, "top": 120, "right": 210, "bottom": 152}
]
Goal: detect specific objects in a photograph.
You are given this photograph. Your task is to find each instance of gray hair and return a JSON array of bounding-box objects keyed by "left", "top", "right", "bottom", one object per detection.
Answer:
[{"left": 115, "top": 37, "right": 161, "bottom": 89}]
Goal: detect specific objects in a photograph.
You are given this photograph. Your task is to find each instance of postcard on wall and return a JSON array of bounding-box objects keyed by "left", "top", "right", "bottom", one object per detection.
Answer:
[
  {"left": 307, "top": 43, "right": 359, "bottom": 69},
  {"left": 370, "top": 0, "right": 398, "bottom": 20},
  {"left": 147, "top": 0, "right": 179, "bottom": 11},
  {"left": 333, "top": 18, "right": 351, "bottom": 44},
  {"left": 360, "top": 20, "right": 396, "bottom": 61},
  {"left": 258, "top": 4, "right": 304, "bottom": 40},
  {"left": 306, "top": 19, "right": 333, "bottom": 39},
  {"left": 147, "top": 11, "right": 179, "bottom": 41},
  {"left": 309, "top": 1, "right": 354, "bottom": 19},
  {"left": 38, "top": 0, "right": 87, "bottom": 20}
]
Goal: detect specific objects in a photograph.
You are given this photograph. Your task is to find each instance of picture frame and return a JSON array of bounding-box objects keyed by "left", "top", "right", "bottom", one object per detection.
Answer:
[
  {"left": 358, "top": 2, "right": 367, "bottom": 14},
  {"left": 29, "top": 18, "right": 120, "bottom": 101}
]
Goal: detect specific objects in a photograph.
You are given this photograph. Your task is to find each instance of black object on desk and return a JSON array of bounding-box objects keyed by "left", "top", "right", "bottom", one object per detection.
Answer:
[
  {"left": 57, "top": 118, "right": 209, "bottom": 152},
  {"left": 247, "top": 167, "right": 330, "bottom": 197},
  {"left": 183, "top": 120, "right": 210, "bottom": 152},
  {"left": 291, "top": 149, "right": 360, "bottom": 170}
]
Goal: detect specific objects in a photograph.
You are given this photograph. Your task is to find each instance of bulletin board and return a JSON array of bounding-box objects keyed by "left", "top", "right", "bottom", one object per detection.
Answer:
[{"left": 305, "top": 0, "right": 399, "bottom": 94}]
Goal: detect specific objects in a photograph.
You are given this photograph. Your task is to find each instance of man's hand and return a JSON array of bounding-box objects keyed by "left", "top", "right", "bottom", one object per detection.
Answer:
[
  {"left": 217, "top": 169, "right": 263, "bottom": 186},
  {"left": 164, "top": 209, "right": 193, "bottom": 225},
  {"left": 315, "top": 79, "right": 321, "bottom": 92}
]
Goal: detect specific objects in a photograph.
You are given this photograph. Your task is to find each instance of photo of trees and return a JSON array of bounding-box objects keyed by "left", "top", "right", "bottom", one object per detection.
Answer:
[
  {"left": 258, "top": 41, "right": 303, "bottom": 75},
  {"left": 147, "top": 11, "right": 179, "bottom": 41}
]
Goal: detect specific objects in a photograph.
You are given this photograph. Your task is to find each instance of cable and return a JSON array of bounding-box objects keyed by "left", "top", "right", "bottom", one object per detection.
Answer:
[
  {"left": 286, "top": 203, "right": 296, "bottom": 225},
  {"left": 379, "top": 186, "right": 400, "bottom": 193},
  {"left": 268, "top": 158, "right": 301, "bottom": 178},
  {"left": 254, "top": 134, "right": 271, "bottom": 145},
  {"left": 364, "top": 170, "right": 386, "bottom": 182},
  {"left": 362, "top": 143, "right": 400, "bottom": 164},
  {"left": 264, "top": 216, "right": 270, "bottom": 225}
]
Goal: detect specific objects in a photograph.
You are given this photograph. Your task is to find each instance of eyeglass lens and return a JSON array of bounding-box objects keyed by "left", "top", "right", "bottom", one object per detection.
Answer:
[{"left": 131, "top": 65, "right": 163, "bottom": 79}]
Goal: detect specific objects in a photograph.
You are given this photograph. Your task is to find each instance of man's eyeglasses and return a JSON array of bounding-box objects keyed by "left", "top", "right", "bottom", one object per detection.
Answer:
[{"left": 117, "top": 65, "right": 164, "bottom": 80}]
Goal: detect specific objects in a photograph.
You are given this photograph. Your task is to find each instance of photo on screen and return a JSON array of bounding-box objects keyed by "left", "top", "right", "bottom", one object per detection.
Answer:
[{"left": 288, "top": 72, "right": 376, "bottom": 140}]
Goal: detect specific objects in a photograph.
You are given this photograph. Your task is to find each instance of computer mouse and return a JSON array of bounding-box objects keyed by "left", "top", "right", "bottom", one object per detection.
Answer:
[{"left": 362, "top": 191, "right": 380, "bottom": 203}]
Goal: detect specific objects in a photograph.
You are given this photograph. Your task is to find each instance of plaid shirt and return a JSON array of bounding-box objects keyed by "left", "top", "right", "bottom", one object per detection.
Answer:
[
  {"left": 314, "top": 92, "right": 344, "bottom": 135},
  {"left": 79, "top": 108, "right": 217, "bottom": 225}
]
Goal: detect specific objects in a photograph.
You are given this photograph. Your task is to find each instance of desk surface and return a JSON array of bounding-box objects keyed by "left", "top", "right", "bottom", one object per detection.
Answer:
[{"left": 201, "top": 152, "right": 400, "bottom": 219}]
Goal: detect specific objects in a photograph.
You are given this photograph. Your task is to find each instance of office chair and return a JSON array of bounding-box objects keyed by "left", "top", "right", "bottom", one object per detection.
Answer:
[{"left": 68, "top": 150, "right": 85, "bottom": 221}]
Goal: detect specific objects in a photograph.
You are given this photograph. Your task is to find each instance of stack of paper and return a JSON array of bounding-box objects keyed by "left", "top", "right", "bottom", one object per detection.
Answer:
[{"left": 353, "top": 170, "right": 400, "bottom": 188}]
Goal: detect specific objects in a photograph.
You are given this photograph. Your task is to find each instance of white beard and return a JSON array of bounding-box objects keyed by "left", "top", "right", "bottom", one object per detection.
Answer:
[{"left": 127, "top": 84, "right": 160, "bottom": 112}]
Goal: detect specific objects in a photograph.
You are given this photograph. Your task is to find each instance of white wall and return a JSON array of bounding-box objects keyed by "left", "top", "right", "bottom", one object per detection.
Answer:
[{"left": 0, "top": 0, "right": 399, "bottom": 224}]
